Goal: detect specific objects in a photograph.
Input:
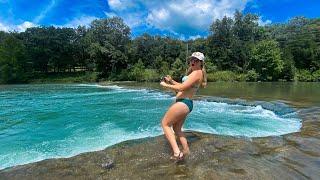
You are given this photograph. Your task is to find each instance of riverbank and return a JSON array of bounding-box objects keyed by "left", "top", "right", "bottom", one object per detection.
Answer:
[
  {"left": 27, "top": 72, "right": 98, "bottom": 84},
  {"left": 1, "top": 106, "right": 319, "bottom": 179},
  {"left": 2, "top": 69, "right": 320, "bottom": 85}
]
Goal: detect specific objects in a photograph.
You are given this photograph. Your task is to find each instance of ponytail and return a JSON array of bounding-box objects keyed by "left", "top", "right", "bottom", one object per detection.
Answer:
[{"left": 201, "top": 62, "right": 207, "bottom": 88}]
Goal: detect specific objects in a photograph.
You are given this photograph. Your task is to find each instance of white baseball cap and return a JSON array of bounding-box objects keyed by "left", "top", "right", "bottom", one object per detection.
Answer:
[{"left": 190, "top": 52, "right": 205, "bottom": 61}]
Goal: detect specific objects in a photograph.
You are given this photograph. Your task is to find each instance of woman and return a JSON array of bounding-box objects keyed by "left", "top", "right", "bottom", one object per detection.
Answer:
[{"left": 160, "top": 52, "right": 207, "bottom": 161}]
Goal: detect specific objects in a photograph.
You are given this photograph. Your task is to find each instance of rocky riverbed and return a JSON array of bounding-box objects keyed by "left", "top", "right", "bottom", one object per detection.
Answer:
[{"left": 0, "top": 106, "right": 319, "bottom": 180}]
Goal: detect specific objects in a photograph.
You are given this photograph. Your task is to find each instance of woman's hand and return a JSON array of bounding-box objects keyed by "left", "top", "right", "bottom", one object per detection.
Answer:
[
  {"left": 164, "top": 75, "right": 172, "bottom": 83},
  {"left": 160, "top": 81, "right": 167, "bottom": 87}
]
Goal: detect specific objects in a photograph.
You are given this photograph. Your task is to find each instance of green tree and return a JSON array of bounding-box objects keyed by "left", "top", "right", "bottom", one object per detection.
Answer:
[
  {"left": 130, "top": 59, "right": 145, "bottom": 81},
  {"left": 87, "top": 17, "right": 130, "bottom": 77},
  {"left": 208, "top": 16, "right": 234, "bottom": 70},
  {"left": 269, "top": 17, "right": 319, "bottom": 71},
  {"left": 280, "top": 48, "right": 295, "bottom": 81},
  {"left": 159, "top": 61, "right": 170, "bottom": 77},
  {"left": 232, "top": 11, "right": 261, "bottom": 72},
  {"left": 73, "top": 26, "right": 91, "bottom": 71},
  {"left": 204, "top": 60, "right": 217, "bottom": 73},
  {"left": 207, "top": 11, "right": 263, "bottom": 72},
  {"left": 171, "top": 58, "right": 185, "bottom": 80},
  {"left": 0, "top": 35, "right": 27, "bottom": 83},
  {"left": 249, "top": 40, "right": 284, "bottom": 81}
]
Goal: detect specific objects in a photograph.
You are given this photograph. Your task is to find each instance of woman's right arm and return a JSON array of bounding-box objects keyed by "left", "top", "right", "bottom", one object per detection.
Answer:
[
  {"left": 161, "top": 71, "right": 201, "bottom": 92},
  {"left": 165, "top": 75, "right": 181, "bottom": 85}
]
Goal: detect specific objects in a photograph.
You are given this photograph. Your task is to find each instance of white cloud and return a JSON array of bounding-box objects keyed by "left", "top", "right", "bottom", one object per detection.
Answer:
[
  {"left": 258, "top": 17, "right": 272, "bottom": 26},
  {"left": 148, "top": 8, "right": 169, "bottom": 21},
  {"left": 108, "top": 0, "right": 122, "bottom": 10},
  {"left": 0, "top": 22, "right": 9, "bottom": 31},
  {"left": 105, "top": 11, "right": 143, "bottom": 28},
  {"left": 16, "top": 21, "right": 37, "bottom": 32},
  {"left": 104, "top": 12, "right": 117, "bottom": 18},
  {"left": 0, "top": 16, "right": 97, "bottom": 32},
  {"left": 146, "top": 8, "right": 170, "bottom": 29},
  {"left": 63, "top": 16, "right": 98, "bottom": 28},
  {"left": 107, "top": 0, "right": 138, "bottom": 11},
  {"left": 122, "top": 13, "right": 145, "bottom": 28},
  {"left": 0, "top": 21, "right": 37, "bottom": 32},
  {"left": 33, "top": 0, "right": 57, "bottom": 23},
  {"left": 106, "top": 0, "right": 146, "bottom": 28},
  {"left": 146, "top": 0, "right": 248, "bottom": 34},
  {"left": 189, "top": 35, "right": 202, "bottom": 40},
  {"left": 106, "top": 0, "right": 250, "bottom": 38}
]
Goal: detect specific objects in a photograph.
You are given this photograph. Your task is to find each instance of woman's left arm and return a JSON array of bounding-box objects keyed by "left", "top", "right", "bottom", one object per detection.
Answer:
[{"left": 160, "top": 71, "right": 201, "bottom": 91}]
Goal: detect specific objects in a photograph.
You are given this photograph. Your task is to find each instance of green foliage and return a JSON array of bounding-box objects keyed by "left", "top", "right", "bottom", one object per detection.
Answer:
[
  {"left": 1, "top": 14, "right": 320, "bottom": 84},
  {"left": 296, "top": 70, "right": 314, "bottom": 82},
  {"left": 207, "top": 11, "right": 261, "bottom": 71},
  {"left": 130, "top": 59, "right": 145, "bottom": 81},
  {"left": 114, "top": 69, "right": 132, "bottom": 81},
  {"left": 269, "top": 17, "right": 320, "bottom": 72},
  {"left": 245, "top": 70, "right": 259, "bottom": 81},
  {"left": 204, "top": 60, "right": 217, "bottom": 73},
  {"left": 207, "top": 71, "right": 238, "bottom": 82},
  {"left": 158, "top": 61, "right": 170, "bottom": 77},
  {"left": 313, "top": 70, "right": 320, "bottom": 82},
  {"left": 29, "top": 72, "right": 98, "bottom": 83},
  {"left": 207, "top": 16, "right": 234, "bottom": 70},
  {"left": 142, "top": 69, "right": 159, "bottom": 82},
  {"left": 87, "top": 17, "right": 130, "bottom": 76},
  {"left": 171, "top": 58, "right": 185, "bottom": 80},
  {"left": 249, "top": 40, "right": 284, "bottom": 81},
  {"left": 207, "top": 70, "right": 258, "bottom": 82},
  {"left": 154, "top": 56, "right": 163, "bottom": 70},
  {"left": 296, "top": 69, "right": 320, "bottom": 82},
  {"left": 187, "top": 38, "right": 207, "bottom": 54},
  {"left": 280, "top": 49, "right": 296, "bottom": 81},
  {"left": 236, "top": 73, "right": 247, "bottom": 81},
  {"left": 0, "top": 34, "right": 27, "bottom": 83}
]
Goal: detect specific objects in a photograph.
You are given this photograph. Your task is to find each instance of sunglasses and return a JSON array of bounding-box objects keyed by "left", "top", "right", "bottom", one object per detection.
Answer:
[{"left": 189, "top": 58, "right": 200, "bottom": 63}]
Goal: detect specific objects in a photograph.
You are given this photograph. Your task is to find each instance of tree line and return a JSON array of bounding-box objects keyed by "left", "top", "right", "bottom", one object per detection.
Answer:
[{"left": 0, "top": 11, "right": 319, "bottom": 84}]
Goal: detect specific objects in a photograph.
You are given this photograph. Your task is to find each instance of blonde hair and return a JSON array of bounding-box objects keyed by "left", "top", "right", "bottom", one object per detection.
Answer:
[
  {"left": 185, "top": 61, "right": 207, "bottom": 88},
  {"left": 201, "top": 63, "right": 207, "bottom": 88}
]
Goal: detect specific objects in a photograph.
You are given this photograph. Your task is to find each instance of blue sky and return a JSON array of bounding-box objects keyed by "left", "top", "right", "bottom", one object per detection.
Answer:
[{"left": 0, "top": 0, "right": 319, "bottom": 39}]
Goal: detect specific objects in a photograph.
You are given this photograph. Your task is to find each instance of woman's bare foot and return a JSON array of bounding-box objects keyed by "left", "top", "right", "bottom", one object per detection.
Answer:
[{"left": 170, "top": 151, "right": 184, "bottom": 162}]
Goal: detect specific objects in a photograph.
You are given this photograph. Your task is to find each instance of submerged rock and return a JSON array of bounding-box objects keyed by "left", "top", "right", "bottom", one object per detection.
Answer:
[{"left": 0, "top": 108, "right": 320, "bottom": 180}]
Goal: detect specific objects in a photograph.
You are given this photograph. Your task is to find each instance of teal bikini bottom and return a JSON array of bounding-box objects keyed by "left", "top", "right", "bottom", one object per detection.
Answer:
[{"left": 176, "top": 98, "right": 193, "bottom": 112}]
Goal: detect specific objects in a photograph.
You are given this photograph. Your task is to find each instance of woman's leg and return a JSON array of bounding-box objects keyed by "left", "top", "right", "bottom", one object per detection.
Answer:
[
  {"left": 161, "top": 102, "right": 189, "bottom": 156},
  {"left": 173, "top": 116, "right": 190, "bottom": 155}
]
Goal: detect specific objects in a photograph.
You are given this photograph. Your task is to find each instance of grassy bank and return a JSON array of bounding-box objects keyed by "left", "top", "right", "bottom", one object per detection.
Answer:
[
  {"left": 2, "top": 69, "right": 320, "bottom": 85},
  {"left": 109, "top": 69, "right": 320, "bottom": 82},
  {"left": 28, "top": 72, "right": 98, "bottom": 84}
]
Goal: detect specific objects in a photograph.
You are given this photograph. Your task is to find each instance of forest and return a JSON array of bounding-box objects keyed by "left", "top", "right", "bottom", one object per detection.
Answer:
[{"left": 0, "top": 11, "right": 319, "bottom": 84}]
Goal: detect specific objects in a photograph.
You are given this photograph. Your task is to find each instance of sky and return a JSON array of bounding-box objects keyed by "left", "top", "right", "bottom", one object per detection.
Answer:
[{"left": 0, "top": 0, "right": 319, "bottom": 39}]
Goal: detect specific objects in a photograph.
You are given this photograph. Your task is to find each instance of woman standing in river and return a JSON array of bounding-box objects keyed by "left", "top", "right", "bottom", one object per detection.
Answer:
[{"left": 160, "top": 52, "right": 207, "bottom": 161}]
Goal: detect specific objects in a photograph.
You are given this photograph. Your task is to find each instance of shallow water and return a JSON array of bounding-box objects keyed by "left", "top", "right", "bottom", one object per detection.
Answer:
[{"left": 0, "top": 83, "right": 303, "bottom": 169}]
